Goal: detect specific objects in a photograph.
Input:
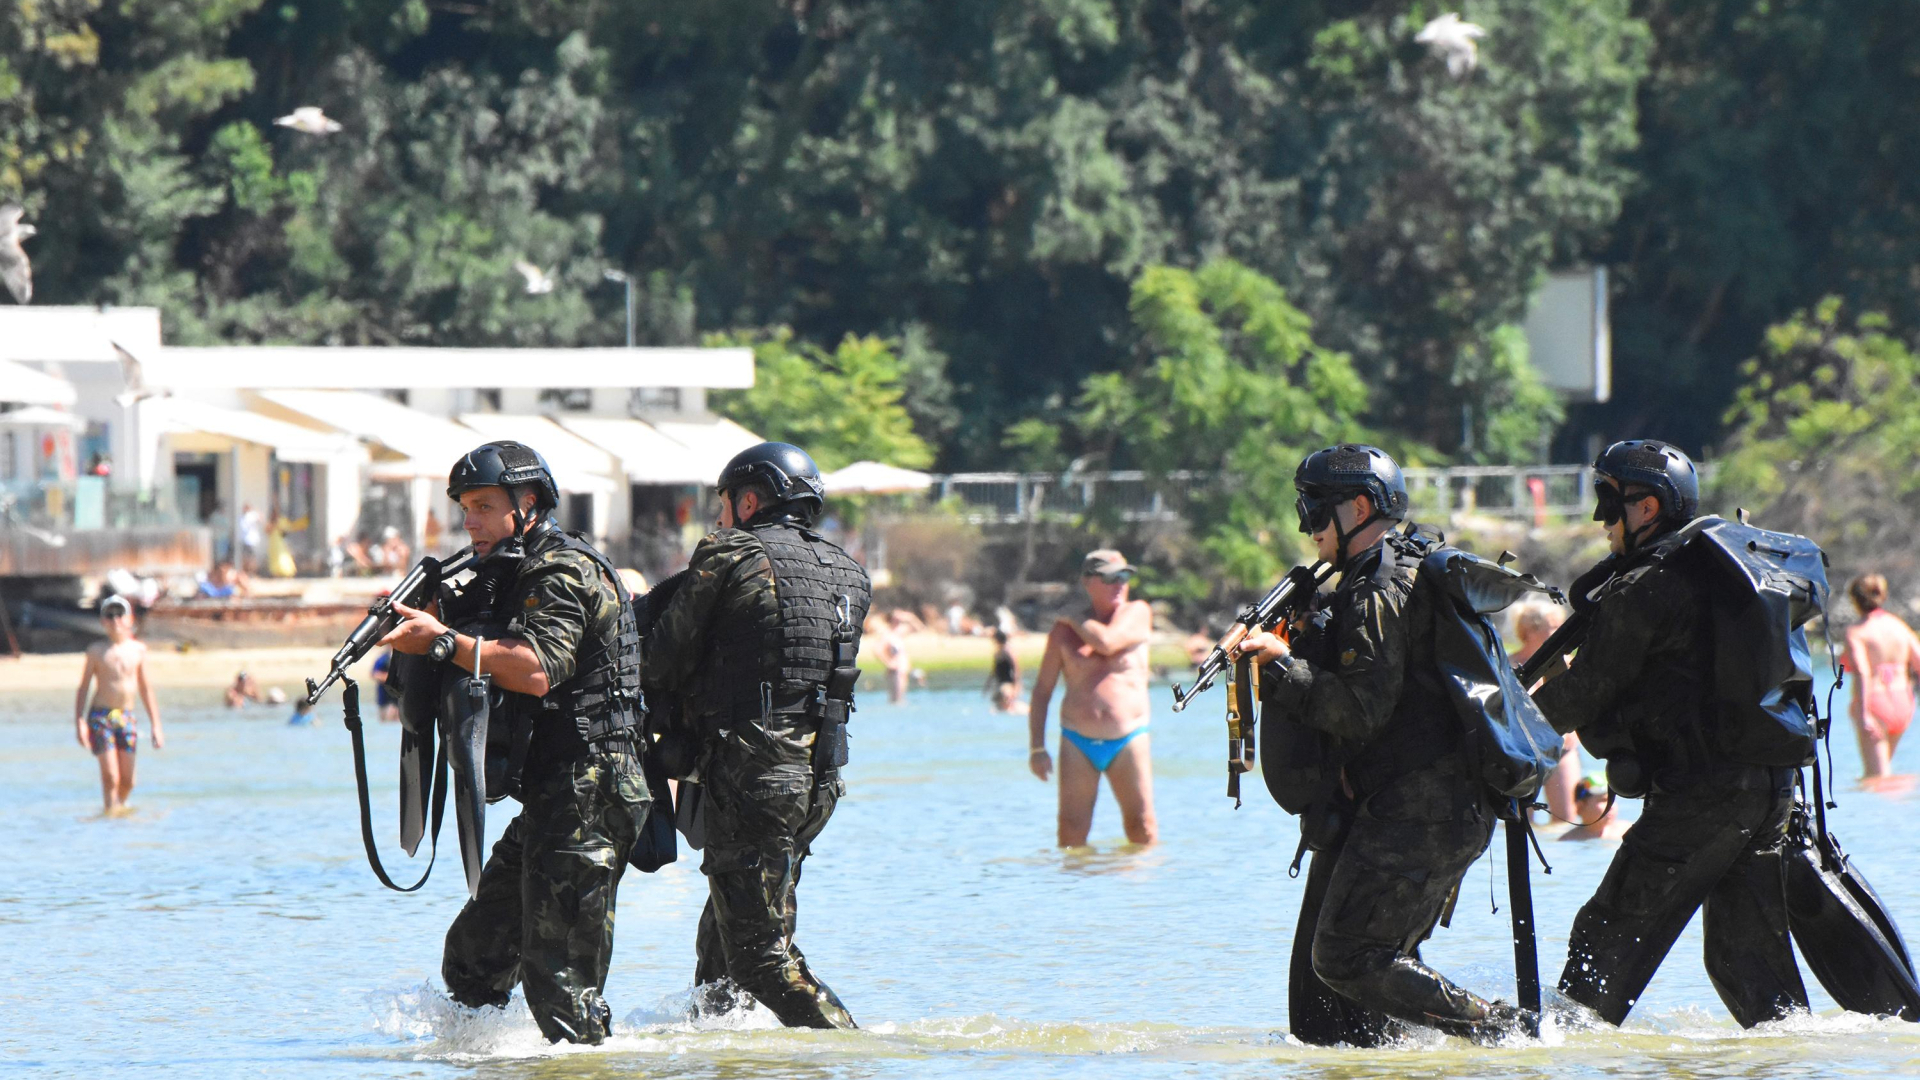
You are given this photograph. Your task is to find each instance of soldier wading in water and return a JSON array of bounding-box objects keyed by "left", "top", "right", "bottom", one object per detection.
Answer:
[
  {"left": 1234, "top": 445, "right": 1533, "bottom": 1045},
  {"left": 645, "top": 442, "right": 872, "bottom": 1028},
  {"left": 380, "top": 442, "right": 651, "bottom": 1044}
]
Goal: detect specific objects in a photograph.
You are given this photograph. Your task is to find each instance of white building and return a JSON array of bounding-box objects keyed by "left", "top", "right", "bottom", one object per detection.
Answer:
[{"left": 1, "top": 306, "right": 759, "bottom": 578}]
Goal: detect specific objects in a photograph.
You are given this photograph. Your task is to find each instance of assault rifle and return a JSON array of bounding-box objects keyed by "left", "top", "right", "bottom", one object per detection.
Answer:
[
  {"left": 1171, "top": 561, "right": 1333, "bottom": 713},
  {"left": 304, "top": 546, "right": 480, "bottom": 706}
]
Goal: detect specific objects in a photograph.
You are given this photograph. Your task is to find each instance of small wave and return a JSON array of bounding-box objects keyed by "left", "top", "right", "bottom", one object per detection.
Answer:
[{"left": 362, "top": 983, "right": 1920, "bottom": 1068}]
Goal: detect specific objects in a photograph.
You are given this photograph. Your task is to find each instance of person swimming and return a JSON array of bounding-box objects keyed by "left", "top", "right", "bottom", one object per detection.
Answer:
[{"left": 1844, "top": 574, "right": 1920, "bottom": 781}]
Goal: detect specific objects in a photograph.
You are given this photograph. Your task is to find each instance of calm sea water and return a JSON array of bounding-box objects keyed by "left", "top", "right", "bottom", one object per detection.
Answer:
[{"left": 5, "top": 669, "right": 1920, "bottom": 1079}]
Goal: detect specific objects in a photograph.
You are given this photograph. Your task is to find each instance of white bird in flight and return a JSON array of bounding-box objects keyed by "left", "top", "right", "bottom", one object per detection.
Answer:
[
  {"left": 1415, "top": 12, "right": 1487, "bottom": 79},
  {"left": 514, "top": 260, "right": 555, "bottom": 295},
  {"left": 0, "top": 203, "right": 34, "bottom": 304},
  {"left": 274, "top": 106, "right": 344, "bottom": 135}
]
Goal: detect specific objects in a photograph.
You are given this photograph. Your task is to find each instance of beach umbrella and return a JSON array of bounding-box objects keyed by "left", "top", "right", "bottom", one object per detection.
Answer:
[{"left": 822, "top": 460, "right": 933, "bottom": 495}]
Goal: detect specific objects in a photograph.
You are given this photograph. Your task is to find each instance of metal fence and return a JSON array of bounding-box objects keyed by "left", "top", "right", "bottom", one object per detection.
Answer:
[{"left": 927, "top": 464, "right": 1620, "bottom": 525}]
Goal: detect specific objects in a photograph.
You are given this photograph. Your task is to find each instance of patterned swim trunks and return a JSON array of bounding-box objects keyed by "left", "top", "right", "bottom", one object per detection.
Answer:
[{"left": 87, "top": 708, "right": 138, "bottom": 755}]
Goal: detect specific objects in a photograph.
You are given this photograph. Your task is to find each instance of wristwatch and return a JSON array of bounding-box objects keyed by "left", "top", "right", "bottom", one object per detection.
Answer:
[{"left": 428, "top": 630, "right": 459, "bottom": 663}]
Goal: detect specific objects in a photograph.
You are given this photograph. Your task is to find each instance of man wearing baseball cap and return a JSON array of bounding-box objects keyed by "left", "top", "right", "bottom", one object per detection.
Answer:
[{"left": 1027, "top": 548, "right": 1157, "bottom": 847}]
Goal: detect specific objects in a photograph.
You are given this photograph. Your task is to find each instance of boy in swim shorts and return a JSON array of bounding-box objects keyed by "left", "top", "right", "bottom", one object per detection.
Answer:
[{"left": 72, "top": 596, "right": 165, "bottom": 815}]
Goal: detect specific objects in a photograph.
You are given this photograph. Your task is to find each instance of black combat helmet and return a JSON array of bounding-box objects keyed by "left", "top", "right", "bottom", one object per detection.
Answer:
[
  {"left": 717, "top": 441, "right": 826, "bottom": 517},
  {"left": 1293, "top": 444, "right": 1409, "bottom": 536},
  {"left": 447, "top": 440, "right": 559, "bottom": 512},
  {"left": 1592, "top": 440, "right": 1699, "bottom": 524}
]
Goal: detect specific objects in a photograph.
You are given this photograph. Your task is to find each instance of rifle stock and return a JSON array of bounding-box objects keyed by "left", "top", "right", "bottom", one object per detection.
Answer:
[{"left": 305, "top": 546, "right": 480, "bottom": 705}]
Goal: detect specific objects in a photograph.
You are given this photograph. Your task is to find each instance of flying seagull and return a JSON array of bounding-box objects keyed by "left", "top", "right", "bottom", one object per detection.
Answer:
[
  {"left": 1415, "top": 12, "right": 1487, "bottom": 79},
  {"left": 274, "top": 106, "right": 344, "bottom": 135},
  {"left": 0, "top": 203, "right": 33, "bottom": 304},
  {"left": 513, "top": 260, "right": 555, "bottom": 295}
]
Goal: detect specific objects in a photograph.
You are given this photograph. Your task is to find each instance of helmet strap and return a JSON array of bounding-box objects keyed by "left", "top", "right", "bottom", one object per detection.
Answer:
[{"left": 1332, "top": 501, "right": 1380, "bottom": 571}]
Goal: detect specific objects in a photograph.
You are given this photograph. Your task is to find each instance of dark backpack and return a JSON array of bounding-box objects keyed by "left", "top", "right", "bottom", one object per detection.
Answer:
[
  {"left": 1416, "top": 544, "right": 1565, "bottom": 800},
  {"left": 1675, "top": 517, "right": 1828, "bottom": 767}
]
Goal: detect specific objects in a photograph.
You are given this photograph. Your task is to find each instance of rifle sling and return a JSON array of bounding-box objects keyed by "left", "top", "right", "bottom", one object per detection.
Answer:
[{"left": 342, "top": 676, "right": 448, "bottom": 892}]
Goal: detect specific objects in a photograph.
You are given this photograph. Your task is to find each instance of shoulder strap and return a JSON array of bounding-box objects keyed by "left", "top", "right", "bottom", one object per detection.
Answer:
[{"left": 341, "top": 677, "right": 447, "bottom": 892}]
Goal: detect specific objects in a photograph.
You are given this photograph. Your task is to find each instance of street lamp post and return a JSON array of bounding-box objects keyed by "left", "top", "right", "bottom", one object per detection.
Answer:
[{"left": 603, "top": 269, "right": 635, "bottom": 348}]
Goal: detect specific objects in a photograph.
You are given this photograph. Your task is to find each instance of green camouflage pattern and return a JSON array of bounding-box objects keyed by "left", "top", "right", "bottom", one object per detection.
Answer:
[
  {"left": 646, "top": 528, "right": 856, "bottom": 1029},
  {"left": 644, "top": 528, "right": 776, "bottom": 724},
  {"left": 442, "top": 750, "right": 651, "bottom": 1044},
  {"left": 512, "top": 541, "right": 623, "bottom": 689}
]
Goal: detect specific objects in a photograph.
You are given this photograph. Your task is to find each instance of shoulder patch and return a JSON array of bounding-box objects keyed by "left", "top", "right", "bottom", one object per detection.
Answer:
[{"left": 1341, "top": 648, "right": 1358, "bottom": 666}]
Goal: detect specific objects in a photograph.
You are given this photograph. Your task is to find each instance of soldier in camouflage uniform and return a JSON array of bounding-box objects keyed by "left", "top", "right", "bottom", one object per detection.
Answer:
[
  {"left": 379, "top": 441, "right": 650, "bottom": 1045},
  {"left": 1236, "top": 445, "right": 1530, "bottom": 1045},
  {"left": 646, "top": 442, "right": 871, "bottom": 1029}
]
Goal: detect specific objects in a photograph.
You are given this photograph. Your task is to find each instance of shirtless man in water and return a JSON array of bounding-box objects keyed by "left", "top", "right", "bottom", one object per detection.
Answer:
[
  {"left": 72, "top": 596, "right": 164, "bottom": 815},
  {"left": 1028, "top": 550, "right": 1156, "bottom": 847}
]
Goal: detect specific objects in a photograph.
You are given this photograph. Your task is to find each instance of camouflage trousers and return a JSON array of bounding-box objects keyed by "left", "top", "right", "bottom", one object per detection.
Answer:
[
  {"left": 1290, "top": 764, "right": 1498, "bottom": 1044},
  {"left": 1559, "top": 766, "right": 1801, "bottom": 1027},
  {"left": 693, "top": 752, "right": 852, "bottom": 1029},
  {"left": 443, "top": 750, "right": 651, "bottom": 1044}
]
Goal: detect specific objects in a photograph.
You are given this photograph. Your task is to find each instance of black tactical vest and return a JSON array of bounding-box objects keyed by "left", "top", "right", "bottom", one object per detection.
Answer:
[
  {"left": 713, "top": 519, "right": 873, "bottom": 723},
  {"left": 442, "top": 522, "right": 644, "bottom": 797}
]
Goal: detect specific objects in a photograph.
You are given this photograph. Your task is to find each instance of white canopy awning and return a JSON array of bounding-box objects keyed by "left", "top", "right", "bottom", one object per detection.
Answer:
[
  {"left": 0, "top": 405, "right": 86, "bottom": 429},
  {"left": 648, "top": 417, "right": 763, "bottom": 484},
  {"left": 558, "top": 416, "right": 713, "bottom": 485},
  {"left": 251, "top": 389, "right": 480, "bottom": 481},
  {"left": 455, "top": 414, "right": 620, "bottom": 496},
  {"left": 154, "top": 397, "right": 365, "bottom": 465},
  {"left": 141, "top": 345, "right": 754, "bottom": 390},
  {"left": 0, "top": 359, "right": 78, "bottom": 407},
  {"left": 823, "top": 460, "right": 934, "bottom": 495}
]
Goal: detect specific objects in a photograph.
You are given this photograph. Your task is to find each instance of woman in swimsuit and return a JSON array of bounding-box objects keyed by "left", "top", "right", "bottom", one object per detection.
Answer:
[{"left": 1844, "top": 574, "right": 1920, "bottom": 781}]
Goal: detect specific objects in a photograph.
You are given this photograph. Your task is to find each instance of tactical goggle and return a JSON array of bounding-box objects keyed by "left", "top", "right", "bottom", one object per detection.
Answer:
[
  {"left": 1295, "top": 490, "right": 1341, "bottom": 535},
  {"left": 1593, "top": 483, "right": 1655, "bottom": 526}
]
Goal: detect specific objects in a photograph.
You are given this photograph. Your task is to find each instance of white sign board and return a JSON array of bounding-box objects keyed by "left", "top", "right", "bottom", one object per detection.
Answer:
[{"left": 1523, "top": 267, "right": 1611, "bottom": 403}]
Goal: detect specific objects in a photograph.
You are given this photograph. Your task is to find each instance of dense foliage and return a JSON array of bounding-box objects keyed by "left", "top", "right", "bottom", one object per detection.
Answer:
[
  {"left": 2, "top": 1, "right": 1912, "bottom": 473},
  {"left": 1079, "top": 259, "right": 1367, "bottom": 591},
  {"left": 1714, "top": 299, "right": 1920, "bottom": 581}
]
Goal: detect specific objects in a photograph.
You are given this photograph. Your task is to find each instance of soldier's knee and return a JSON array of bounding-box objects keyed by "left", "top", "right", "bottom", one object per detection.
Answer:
[{"left": 1311, "top": 934, "right": 1380, "bottom": 998}]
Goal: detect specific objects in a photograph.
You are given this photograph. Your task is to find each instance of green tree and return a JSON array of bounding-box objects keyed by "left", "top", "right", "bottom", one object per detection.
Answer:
[
  {"left": 1077, "top": 259, "right": 1369, "bottom": 593},
  {"left": 708, "top": 328, "right": 934, "bottom": 472},
  {"left": 1597, "top": 0, "right": 1920, "bottom": 453},
  {"left": 1714, "top": 298, "right": 1920, "bottom": 574}
]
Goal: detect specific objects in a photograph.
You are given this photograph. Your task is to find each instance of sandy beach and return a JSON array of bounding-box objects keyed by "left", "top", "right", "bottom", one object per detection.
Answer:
[{"left": 0, "top": 632, "right": 1195, "bottom": 693}]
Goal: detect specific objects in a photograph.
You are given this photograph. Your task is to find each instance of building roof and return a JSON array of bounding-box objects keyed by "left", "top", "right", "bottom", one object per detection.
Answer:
[
  {"left": 558, "top": 416, "right": 728, "bottom": 485},
  {"left": 0, "top": 307, "right": 164, "bottom": 363},
  {"left": 250, "top": 389, "right": 481, "bottom": 482},
  {"left": 150, "top": 397, "right": 366, "bottom": 465},
  {"left": 454, "top": 414, "right": 620, "bottom": 496},
  {"left": 648, "top": 417, "right": 762, "bottom": 477},
  {"left": 137, "top": 346, "right": 753, "bottom": 391},
  {"left": 0, "top": 359, "right": 78, "bottom": 407}
]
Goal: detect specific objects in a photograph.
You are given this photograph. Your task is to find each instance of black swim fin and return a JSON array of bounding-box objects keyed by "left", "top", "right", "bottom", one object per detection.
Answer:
[
  {"left": 1784, "top": 807, "right": 1920, "bottom": 1020},
  {"left": 441, "top": 671, "right": 491, "bottom": 900},
  {"left": 391, "top": 652, "right": 442, "bottom": 856}
]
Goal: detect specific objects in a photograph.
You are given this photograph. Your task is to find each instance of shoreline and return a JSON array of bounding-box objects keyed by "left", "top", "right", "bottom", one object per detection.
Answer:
[{"left": 0, "top": 632, "right": 1197, "bottom": 693}]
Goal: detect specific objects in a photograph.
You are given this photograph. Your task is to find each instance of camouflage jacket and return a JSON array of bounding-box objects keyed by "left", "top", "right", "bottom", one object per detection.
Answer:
[
  {"left": 508, "top": 528, "right": 624, "bottom": 769},
  {"left": 1531, "top": 528, "right": 1713, "bottom": 769},
  {"left": 643, "top": 528, "right": 774, "bottom": 717},
  {"left": 1262, "top": 538, "right": 1461, "bottom": 793}
]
